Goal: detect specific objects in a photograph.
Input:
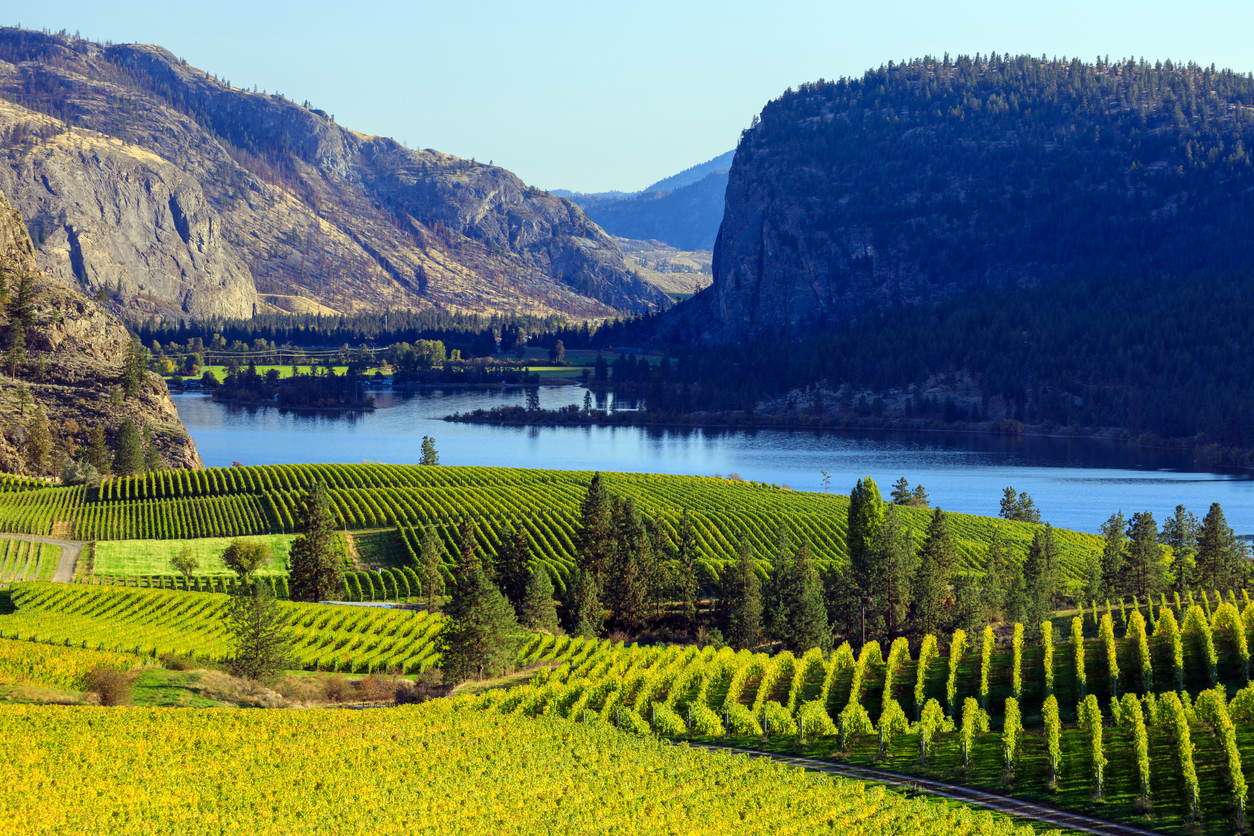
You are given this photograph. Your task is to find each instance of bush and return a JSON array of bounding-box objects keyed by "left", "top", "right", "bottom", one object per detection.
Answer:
[
  {"left": 394, "top": 668, "right": 446, "bottom": 704},
  {"left": 160, "top": 652, "right": 199, "bottom": 671},
  {"left": 324, "top": 674, "right": 353, "bottom": 703},
  {"left": 84, "top": 664, "right": 136, "bottom": 706},
  {"left": 650, "top": 701, "right": 687, "bottom": 736},
  {"left": 690, "top": 704, "right": 725, "bottom": 736}
]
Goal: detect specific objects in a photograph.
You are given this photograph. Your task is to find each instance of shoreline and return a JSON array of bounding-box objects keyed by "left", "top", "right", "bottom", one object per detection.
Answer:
[{"left": 443, "top": 412, "right": 1254, "bottom": 474}]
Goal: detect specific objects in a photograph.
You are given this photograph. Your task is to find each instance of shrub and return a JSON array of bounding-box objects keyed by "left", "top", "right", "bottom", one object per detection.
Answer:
[
  {"left": 324, "top": 674, "right": 353, "bottom": 703},
  {"left": 84, "top": 664, "right": 136, "bottom": 706},
  {"left": 761, "top": 701, "right": 796, "bottom": 738},
  {"left": 690, "top": 704, "right": 725, "bottom": 736},
  {"left": 651, "top": 701, "right": 687, "bottom": 736}
]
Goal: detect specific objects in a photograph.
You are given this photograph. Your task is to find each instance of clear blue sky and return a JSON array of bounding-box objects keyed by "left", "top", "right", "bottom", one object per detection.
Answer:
[{"left": 7, "top": 1, "right": 1254, "bottom": 192}]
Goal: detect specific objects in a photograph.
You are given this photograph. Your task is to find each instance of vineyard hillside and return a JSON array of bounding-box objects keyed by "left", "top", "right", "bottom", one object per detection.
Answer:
[{"left": 0, "top": 464, "right": 1103, "bottom": 590}]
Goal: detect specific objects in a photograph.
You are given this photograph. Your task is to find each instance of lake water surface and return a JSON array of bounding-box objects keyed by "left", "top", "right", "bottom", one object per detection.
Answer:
[{"left": 172, "top": 387, "right": 1254, "bottom": 537}]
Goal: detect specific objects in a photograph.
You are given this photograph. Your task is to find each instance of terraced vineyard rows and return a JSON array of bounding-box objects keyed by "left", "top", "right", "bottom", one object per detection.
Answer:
[
  {"left": 475, "top": 595, "right": 1254, "bottom": 834},
  {"left": 0, "top": 465, "right": 1102, "bottom": 587}
]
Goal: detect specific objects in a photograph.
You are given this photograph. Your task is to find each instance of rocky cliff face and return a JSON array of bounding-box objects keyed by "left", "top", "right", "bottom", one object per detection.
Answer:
[
  {"left": 0, "top": 185, "right": 201, "bottom": 474},
  {"left": 681, "top": 55, "right": 1254, "bottom": 343},
  {"left": 0, "top": 30, "right": 669, "bottom": 321}
]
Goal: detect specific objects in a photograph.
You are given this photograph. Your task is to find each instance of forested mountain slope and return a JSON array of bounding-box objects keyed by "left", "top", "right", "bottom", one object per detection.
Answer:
[
  {"left": 678, "top": 54, "right": 1254, "bottom": 342},
  {"left": 0, "top": 29, "right": 670, "bottom": 321},
  {"left": 0, "top": 186, "right": 200, "bottom": 475}
]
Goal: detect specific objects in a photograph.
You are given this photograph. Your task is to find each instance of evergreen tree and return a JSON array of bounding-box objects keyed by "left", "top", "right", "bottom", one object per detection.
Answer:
[
  {"left": 86, "top": 425, "right": 110, "bottom": 474},
  {"left": 122, "top": 338, "right": 148, "bottom": 399},
  {"left": 439, "top": 563, "right": 519, "bottom": 682},
  {"left": 999, "top": 487, "right": 1041, "bottom": 523},
  {"left": 497, "top": 524, "right": 531, "bottom": 614},
  {"left": 562, "top": 566, "right": 604, "bottom": 638},
  {"left": 111, "top": 419, "right": 145, "bottom": 478},
  {"left": 847, "top": 476, "right": 885, "bottom": 596},
  {"left": 980, "top": 525, "right": 1012, "bottom": 621},
  {"left": 22, "top": 406, "right": 52, "bottom": 475},
  {"left": 673, "top": 509, "right": 699, "bottom": 630},
  {"left": 141, "top": 425, "right": 162, "bottom": 473},
  {"left": 287, "top": 480, "right": 345, "bottom": 602},
  {"left": 417, "top": 524, "right": 447, "bottom": 613},
  {"left": 1099, "top": 511, "right": 1127, "bottom": 598},
  {"left": 764, "top": 524, "right": 796, "bottom": 642},
  {"left": 518, "top": 565, "right": 561, "bottom": 633},
  {"left": 419, "top": 435, "right": 440, "bottom": 466},
  {"left": 455, "top": 517, "right": 483, "bottom": 578},
  {"left": 871, "top": 505, "right": 916, "bottom": 636},
  {"left": 574, "top": 473, "right": 614, "bottom": 579},
  {"left": 1160, "top": 504, "right": 1198, "bottom": 591},
  {"left": 1196, "top": 503, "right": 1242, "bottom": 591},
  {"left": 1081, "top": 548, "right": 1103, "bottom": 602},
  {"left": 643, "top": 513, "right": 671, "bottom": 617},
  {"left": 6, "top": 326, "right": 25, "bottom": 377},
  {"left": 605, "top": 497, "right": 649, "bottom": 633},
  {"left": 1124, "top": 511, "right": 1165, "bottom": 600},
  {"left": 717, "top": 534, "right": 763, "bottom": 650},
  {"left": 786, "top": 543, "right": 831, "bottom": 651},
  {"left": 890, "top": 477, "right": 912, "bottom": 504},
  {"left": 910, "top": 508, "right": 958, "bottom": 637},
  {"left": 1022, "top": 524, "right": 1062, "bottom": 631},
  {"left": 226, "top": 579, "right": 292, "bottom": 683}
]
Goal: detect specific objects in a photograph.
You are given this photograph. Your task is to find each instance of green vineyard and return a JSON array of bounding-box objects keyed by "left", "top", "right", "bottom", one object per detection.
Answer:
[
  {"left": 0, "top": 700, "right": 1039, "bottom": 835},
  {"left": 473, "top": 595, "right": 1254, "bottom": 835},
  {"left": 0, "top": 583, "right": 608, "bottom": 675},
  {"left": 0, "top": 464, "right": 1103, "bottom": 587},
  {"left": 0, "top": 539, "right": 60, "bottom": 584}
]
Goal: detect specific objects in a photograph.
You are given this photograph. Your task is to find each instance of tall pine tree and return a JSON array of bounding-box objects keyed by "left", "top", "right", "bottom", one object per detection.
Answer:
[
  {"left": 497, "top": 524, "right": 532, "bottom": 614},
  {"left": 718, "top": 534, "right": 764, "bottom": 650},
  {"left": 288, "top": 481, "right": 345, "bottom": 602},
  {"left": 1099, "top": 511, "right": 1127, "bottom": 598},
  {"left": 1196, "top": 503, "right": 1242, "bottom": 591},
  {"left": 439, "top": 561, "right": 519, "bottom": 682},
  {"left": 519, "top": 565, "right": 561, "bottom": 633},
  {"left": 1022, "top": 524, "right": 1061, "bottom": 631},
  {"left": 562, "top": 566, "right": 604, "bottom": 638},
  {"left": 673, "top": 509, "right": 699, "bottom": 630},
  {"left": 417, "top": 524, "right": 446, "bottom": 614},
  {"left": 910, "top": 508, "right": 958, "bottom": 637},
  {"left": 605, "top": 498, "right": 649, "bottom": 633},
  {"left": 1124, "top": 511, "right": 1165, "bottom": 600},
  {"left": 574, "top": 473, "right": 614, "bottom": 579},
  {"left": 1160, "top": 504, "right": 1198, "bottom": 591}
]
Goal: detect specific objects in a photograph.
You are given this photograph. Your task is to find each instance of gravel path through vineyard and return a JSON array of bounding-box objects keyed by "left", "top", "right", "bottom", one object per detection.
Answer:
[
  {"left": 0, "top": 534, "right": 82, "bottom": 583},
  {"left": 688, "top": 743, "right": 1164, "bottom": 836}
]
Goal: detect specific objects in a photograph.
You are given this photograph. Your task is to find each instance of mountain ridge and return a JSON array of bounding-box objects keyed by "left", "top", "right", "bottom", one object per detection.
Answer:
[
  {"left": 0, "top": 29, "right": 671, "bottom": 322},
  {"left": 677, "top": 53, "right": 1254, "bottom": 343}
]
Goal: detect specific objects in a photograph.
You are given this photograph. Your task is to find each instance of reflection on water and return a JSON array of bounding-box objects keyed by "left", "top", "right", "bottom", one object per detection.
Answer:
[{"left": 172, "top": 388, "right": 1254, "bottom": 536}]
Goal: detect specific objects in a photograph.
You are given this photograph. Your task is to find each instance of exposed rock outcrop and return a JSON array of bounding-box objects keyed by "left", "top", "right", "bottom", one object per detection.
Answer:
[
  {"left": 0, "top": 185, "right": 201, "bottom": 474},
  {"left": 677, "top": 55, "right": 1254, "bottom": 343},
  {"left": 0, "top": 30, "right": 669, "bottom": 321}
]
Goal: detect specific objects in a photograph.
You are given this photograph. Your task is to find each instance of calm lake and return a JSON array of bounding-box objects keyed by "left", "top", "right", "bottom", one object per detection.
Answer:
[{"left": 172, "top": 387, "right": 1254, "bottom": 537}]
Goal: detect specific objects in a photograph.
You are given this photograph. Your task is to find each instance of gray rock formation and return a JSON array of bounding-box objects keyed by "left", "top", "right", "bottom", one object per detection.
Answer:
[
  {"left": 0, "top": 185, "right": 201, "bottom": 474},
  {"left": 0, "top": 30, "right": 669, "bottom": 321}
]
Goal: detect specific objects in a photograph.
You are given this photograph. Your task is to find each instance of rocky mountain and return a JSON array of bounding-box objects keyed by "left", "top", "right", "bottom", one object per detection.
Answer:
[
  {"left": 679, "top": 54, "right": 1254, "bottom": 343},
  {"left": 0, "top": 29, "right": 670, "bottom": 322},
  {"left": 0, "top": 185, "right": 200, "bottom": 475},
  {"left": 560, "top": 151, "right": 733, "bottom": 251}
]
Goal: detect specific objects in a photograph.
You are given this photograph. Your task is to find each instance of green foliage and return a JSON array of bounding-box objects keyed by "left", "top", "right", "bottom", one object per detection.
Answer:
[
  {"left": 1010, "top": 623, "right": 1023, "bottom": 700},
  {"left": 978, "top": 625, "right": 994, "bottom": 709},
  {"left": 287, "top": 481, "right": 344, "bottom": 603},
  {"left": 1160, "top": 690, "right": 1200, "bottom": 818},
  {"left": 439, "top": 564, "right": 520, "bottom": 683},
  {"left": 718, "top": 534, "right": 763, "bottom": 651},
  {"left": 1155, "top": 606, "right": 1185, "bottom": 690},
  {"left": 959, "top": 696, "right": 989, "bottom": 768},
  {"left": 912, "top": 509, "right": 958, "bottom": 638},
  {"left": 518, "top": 565, "right": 560, "bottom": 633},
  {"left": 111, "top": 420, "right": 145, "bottom": 479},
  {"left": 946, "top": 629, "right": 966, "bottom": 717},
  {"left": 221, "top": 538, "right": 272, "bottom": 580},
  {"left": 914, "top": 633, "right": 938, "bottom": 719},
  {"left": 1071, "top": 616, "right": 1086, "bottom": 698},
  {"left": 877, "top": 698, "right": 909, "bottom": 759},
  {"left": 1001, "top": 697, "right": 1022, "bottom": 771},
  {"left": 1042, "top": 694, "right": 1061, "bottom": 783},
  {"left": 1181, "top": 604, "right": 1219, "bottom": 685},
  {"left": 225, "top": 579, "right": 293, "bottom": 683},
  {"left": 1040, "top": 621, "right": 1054, "bottom": 696},
  {"left": 1099, "top": 612, "right": 1120, "bottom": 696},
  {"left": 418, "top": 435, "right": 439, "bottom": 467},
  {"left": 1077, "top": 694, "right": 1106, "bottom": 797}
]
